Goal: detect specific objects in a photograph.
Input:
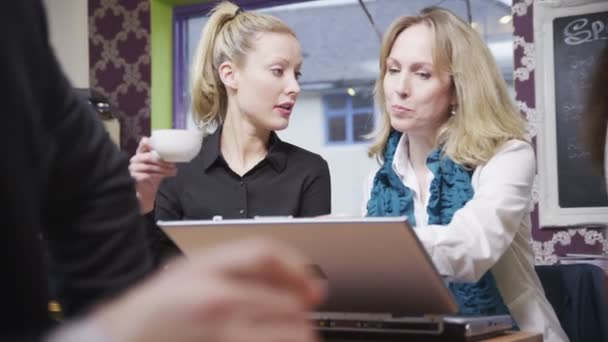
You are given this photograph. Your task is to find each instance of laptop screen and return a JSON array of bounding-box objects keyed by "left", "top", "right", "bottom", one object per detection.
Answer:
[{"left": 158, "top": 216, "right": 458, "bottom": 316}]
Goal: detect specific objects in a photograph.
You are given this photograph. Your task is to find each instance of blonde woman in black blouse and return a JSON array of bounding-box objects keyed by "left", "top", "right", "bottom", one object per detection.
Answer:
[{"left": 129, "top": 1, "right": 331, "bottom": 267}]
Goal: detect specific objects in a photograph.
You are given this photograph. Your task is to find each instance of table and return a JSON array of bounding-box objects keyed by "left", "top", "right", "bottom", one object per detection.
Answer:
[
  {"left": 482, "top": 331, "right": 542, "bottom": 342},
  {"left": 324, "top": 331, "right": 542, "bottom": 341}
]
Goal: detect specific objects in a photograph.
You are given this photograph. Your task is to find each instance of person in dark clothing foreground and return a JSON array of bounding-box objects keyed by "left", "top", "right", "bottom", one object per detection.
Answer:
[{"left": 0, "top": 1, "right": 323, "bottom": 341}]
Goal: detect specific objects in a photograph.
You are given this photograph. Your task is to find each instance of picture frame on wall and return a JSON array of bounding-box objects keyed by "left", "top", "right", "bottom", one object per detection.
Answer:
[{"left": 534, "top": 0, "right": 608, "bottom": 227}]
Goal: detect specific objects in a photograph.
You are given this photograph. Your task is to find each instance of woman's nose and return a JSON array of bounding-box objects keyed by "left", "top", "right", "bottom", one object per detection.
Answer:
[
  {"left": 286, "top": 77, "right": 301, "bottom": 97},
  {"left": 395, "top": 74, "right": 410, "bottom": 98}
]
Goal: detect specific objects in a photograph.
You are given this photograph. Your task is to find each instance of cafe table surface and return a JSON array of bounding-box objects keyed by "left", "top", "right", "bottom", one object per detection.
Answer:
[{"left": 323, "top": 330, "right": 542, "bottom": 342}]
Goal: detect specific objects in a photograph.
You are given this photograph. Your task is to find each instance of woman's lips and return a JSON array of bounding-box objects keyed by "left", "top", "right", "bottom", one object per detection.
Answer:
[{"left": 391, "top": 105, "right": 412, "bottom": 114}]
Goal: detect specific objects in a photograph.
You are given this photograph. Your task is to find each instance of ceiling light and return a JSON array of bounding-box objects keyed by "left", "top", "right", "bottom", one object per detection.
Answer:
[
  {"left": 347, "top": 88, "right": 356, "bottom": 96},
  {"left": 499, "top": 15, "right": 512, "bottom": 24}
]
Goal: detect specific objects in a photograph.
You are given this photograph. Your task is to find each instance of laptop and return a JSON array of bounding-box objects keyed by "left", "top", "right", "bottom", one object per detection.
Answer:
[{"left": 158, "top": 216, "right": 513, "bottom": 340}]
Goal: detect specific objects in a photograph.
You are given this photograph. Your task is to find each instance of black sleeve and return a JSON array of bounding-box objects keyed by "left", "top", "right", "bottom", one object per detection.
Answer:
[
  {"left": 299, "top": 158, "right": 332, "bottom": 216},
  {"left": 144, "top": 177, "right": 183, "bottom": 268},
  {"left": 42, "top": 33, "right": 153, "bottom": 317},
  {"left": 0, "top": 0, "right": 152, "bottom": 322}
]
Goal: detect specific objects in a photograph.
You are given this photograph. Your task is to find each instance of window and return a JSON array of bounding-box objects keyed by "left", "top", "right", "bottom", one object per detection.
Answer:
[
  {"left": 323, "top": 88, "right": 375, "bottom": 144},
  {"left": 173, "top": 0, "right": 515, "bottom": 130}
]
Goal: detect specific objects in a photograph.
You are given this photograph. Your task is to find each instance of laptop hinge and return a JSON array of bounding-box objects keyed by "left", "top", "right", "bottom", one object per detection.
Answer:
[{"left": 313, "top": 313, "right": 447, "bottom": 335}]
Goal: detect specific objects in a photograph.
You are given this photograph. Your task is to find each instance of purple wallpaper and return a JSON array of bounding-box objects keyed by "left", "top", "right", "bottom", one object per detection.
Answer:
[
  {"left": 513, "top": 0, "right": 606, "bottom": 263},
  {"left": 88, "top": 0, "right": 150, "bottom": 155}
]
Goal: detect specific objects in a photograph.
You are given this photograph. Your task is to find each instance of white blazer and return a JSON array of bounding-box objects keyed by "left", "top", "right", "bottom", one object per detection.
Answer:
[{"left": 363, "top": 138, "right": 569, "bottom": 342}]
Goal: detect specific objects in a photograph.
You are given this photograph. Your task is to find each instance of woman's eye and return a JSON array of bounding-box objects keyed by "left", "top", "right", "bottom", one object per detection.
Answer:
[
  {"left": 295, "top": 71, "right": 302, "bottom": 80},
  {"left": 387, "top": 67, "right": 400, "bottom": 74},
  {"left": 272, "top": 68, "right": 284, "bottom": 77},
  {"left": 416, "top": 72, "right": 431, "bottom": 80}
]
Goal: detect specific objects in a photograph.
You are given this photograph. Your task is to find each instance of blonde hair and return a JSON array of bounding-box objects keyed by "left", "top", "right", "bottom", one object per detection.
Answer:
[
  {"left": 369, "top": 6, "right": 527, "bottom": 167},
  {"left": 190, "top": 1, "right": 296, "bottom": 128}
]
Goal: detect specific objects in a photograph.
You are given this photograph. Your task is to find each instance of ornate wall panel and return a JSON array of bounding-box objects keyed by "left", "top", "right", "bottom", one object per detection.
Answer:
[
  {"left": 89, "top": 0, "right": 151, "bottom": 155},
  {"left": 513, "top": 0, "right": 606, "bottom": 264}
]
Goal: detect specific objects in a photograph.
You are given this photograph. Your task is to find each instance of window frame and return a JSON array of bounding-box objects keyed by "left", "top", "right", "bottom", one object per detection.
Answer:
[{"left": 322, "top": 89, "right": 376, "bottom": 146}]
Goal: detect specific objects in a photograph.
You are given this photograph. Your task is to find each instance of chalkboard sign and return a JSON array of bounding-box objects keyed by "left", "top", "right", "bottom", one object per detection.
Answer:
[
  {"left": 535, "top": 0, "right": 608, "bottom": 227},
  {"left": 553, "top": 11, "right": 608, "bottom": 208}
]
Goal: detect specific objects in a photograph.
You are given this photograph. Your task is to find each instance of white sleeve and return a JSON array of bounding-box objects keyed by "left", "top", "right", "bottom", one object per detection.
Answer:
[
  {"left": 414, "top": 140, "right": 535, "bottom": 282},
  {"left": 361, "top": 169, "right": 378, "bottom": 216}
]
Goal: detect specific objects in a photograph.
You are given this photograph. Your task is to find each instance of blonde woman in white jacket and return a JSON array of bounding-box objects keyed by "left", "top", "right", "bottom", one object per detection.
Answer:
[{"left": 363, "top": 7, "right": 568, "bottom": 342}]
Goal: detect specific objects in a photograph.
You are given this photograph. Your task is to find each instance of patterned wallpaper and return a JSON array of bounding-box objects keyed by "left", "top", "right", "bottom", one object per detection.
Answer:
[
  {"left": 89, "top": 0, "right": 150, "bottom": 155},
  {"left": 513, "top": 0, "right": 607, "bottom": 264},
  {"left": 86, "top": 0, "right": 607, "bottom": 262}
]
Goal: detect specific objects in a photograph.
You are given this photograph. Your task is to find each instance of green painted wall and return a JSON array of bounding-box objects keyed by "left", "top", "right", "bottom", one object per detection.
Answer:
[
  {"left": 150, "top": 0, "right": 210, "bottom": 129},
  {"left": 150, "top": 0, "right": 172, "bottom": 129}
]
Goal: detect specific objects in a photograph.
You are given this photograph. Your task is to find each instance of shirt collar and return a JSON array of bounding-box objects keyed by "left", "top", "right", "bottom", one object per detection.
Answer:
[
  {"left": 392, "top": 133, "right": 410, "bottom": 179},
  {"left": 200, "top": 126, "right": 288, "bottom": 173},
  {"left": 199, "top": 127, "right": 222, "bottom": 171},
  {"left": 391, "top": 133, "right": 435, "bottom": 197},
  {"left": 266, "top": 131, "right": 288, "bottom": 172}
]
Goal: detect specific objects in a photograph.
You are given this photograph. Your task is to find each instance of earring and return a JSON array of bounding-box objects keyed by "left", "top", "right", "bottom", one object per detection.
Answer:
[{"left": 450, "top": 105, "right": 457, "bottom": 116}]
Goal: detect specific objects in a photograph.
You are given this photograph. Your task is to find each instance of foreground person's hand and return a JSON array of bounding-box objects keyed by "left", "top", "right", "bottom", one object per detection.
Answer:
[{"left": 91, "top": 238, "right": 325, "bottom": 342}]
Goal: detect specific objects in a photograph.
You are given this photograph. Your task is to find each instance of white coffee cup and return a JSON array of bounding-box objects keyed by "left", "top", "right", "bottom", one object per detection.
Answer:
[{"left": 150, "top": 129, "right": 203, "bottom": 163}]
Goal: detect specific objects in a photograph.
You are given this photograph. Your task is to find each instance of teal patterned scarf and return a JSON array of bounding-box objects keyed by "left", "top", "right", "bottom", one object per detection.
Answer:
[{"left": 367, "top": 130, "right": 511, "bottom": 316}]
